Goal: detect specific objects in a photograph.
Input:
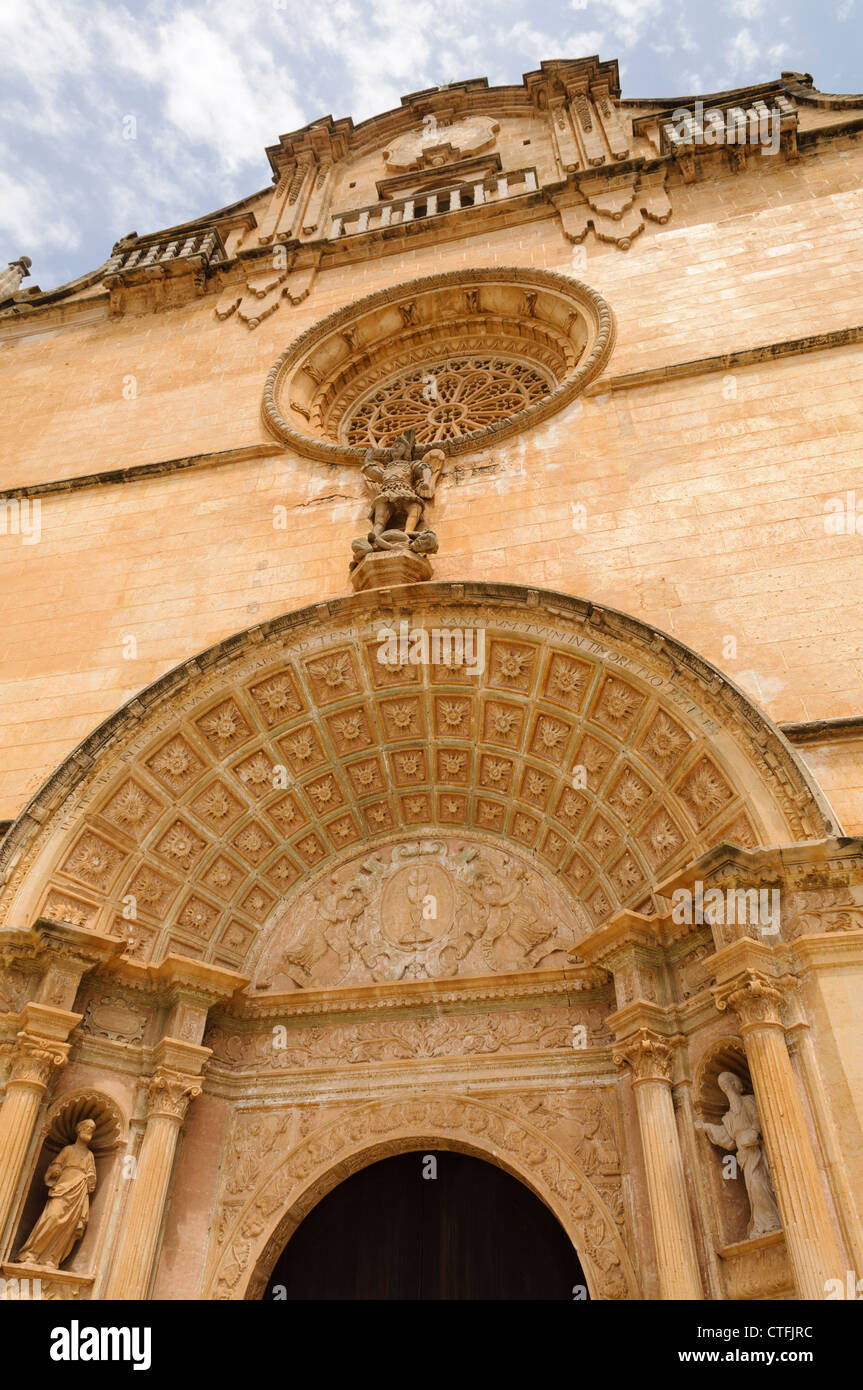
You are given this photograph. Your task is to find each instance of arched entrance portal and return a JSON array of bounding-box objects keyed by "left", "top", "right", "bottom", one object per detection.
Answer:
[{"left": 265, "top": 1149, "right": 588, "bottom": 1300}]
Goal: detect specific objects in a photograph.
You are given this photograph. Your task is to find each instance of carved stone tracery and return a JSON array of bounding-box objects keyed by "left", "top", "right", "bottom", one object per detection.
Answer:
[{"left": 343, "top": 354, "right": 553, "bottom": 447}]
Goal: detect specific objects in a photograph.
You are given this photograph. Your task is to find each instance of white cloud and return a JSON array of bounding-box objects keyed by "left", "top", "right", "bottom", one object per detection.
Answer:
[{"left": 729, "top": 26, "right": 759, "bottom": 69}]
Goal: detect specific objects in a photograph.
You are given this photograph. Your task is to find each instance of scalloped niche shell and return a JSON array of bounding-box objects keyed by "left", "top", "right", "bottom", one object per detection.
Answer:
[{"left": 261, "top": 267, "right": 615, "bottom": 464}]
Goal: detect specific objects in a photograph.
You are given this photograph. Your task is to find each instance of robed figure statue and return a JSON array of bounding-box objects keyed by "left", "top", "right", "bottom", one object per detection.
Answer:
[
  {"left": 696, "top": 1072, "right": 781, "bottom": 1239},
  {"left": 18, "top": 1118, "right": 97, "bottom": 1268}
]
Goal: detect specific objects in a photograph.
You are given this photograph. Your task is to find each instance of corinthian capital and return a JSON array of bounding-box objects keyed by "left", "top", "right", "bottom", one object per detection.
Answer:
[
  {"left": 146, "top": 1066, "right": 202, "bottom": 1122},
  {"left": 715, "top": 970, "right": 784, "bottom": 1028},
  {"left": 9, "top": 1032, "right": 70, "bottom": 1090},
  {"left": 612, "top": 1027, "right": 676, "bottom": 1083}
]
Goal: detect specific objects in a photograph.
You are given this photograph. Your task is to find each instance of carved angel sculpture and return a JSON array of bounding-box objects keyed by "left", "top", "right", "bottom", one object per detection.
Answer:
[
  {"left": 696, "top": 1072, "right": 781, "bottom": 1238},
  {"left": 18, "top": 1119, "right": 97, "bottom": 1268},
  {"left": 351, "top": 430, "right": 445, "bottom": 568}
]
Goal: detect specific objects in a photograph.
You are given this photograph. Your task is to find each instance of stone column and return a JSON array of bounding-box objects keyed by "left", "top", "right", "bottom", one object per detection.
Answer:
[
  {"left": 716, "top": 970, "right": 845, "bottom": 1299},
  {"left": 0, "top": 1006, "right": 77, "bottom": 1245},
  {"left": 105, "top": 1050, "right": 205, "bottom": 1301},
  {"left": 614, "top": 1028, "right": 704, "bottom": 1300}
]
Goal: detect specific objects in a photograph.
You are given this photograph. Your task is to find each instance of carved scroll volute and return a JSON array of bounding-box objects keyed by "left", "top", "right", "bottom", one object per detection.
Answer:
[
  {"left": 715, "top": 970, "right": 785, "bottom": 1031},
  {"left": 612, "top": 1027, "right": 675, "bottom": 1085},
  {"left": 146, "top": 1066, "right": 202, "bottom": 1123},
  {"left": 9, "top": 1033, "right": 70, "bottom": 1091}
]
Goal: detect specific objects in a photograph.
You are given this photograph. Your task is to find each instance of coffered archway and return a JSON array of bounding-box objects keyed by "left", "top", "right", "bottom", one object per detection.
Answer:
[{"left": 0, "top": 583, "right": 834, "bottom": 979}]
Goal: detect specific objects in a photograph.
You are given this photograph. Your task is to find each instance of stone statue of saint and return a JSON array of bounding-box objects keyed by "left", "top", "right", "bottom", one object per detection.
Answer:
[
  {"left": 696, "top": 1071, "right": 781, "bottom": 1239},
  {"left": 18, "top": 1118, "right": 97, "bottom": 1268},
  {"left": 0, "top": 256, "right": 32, "bottom": 303},
  {"left": 351, "top": 431, "right": 445, "bottom": 568}
]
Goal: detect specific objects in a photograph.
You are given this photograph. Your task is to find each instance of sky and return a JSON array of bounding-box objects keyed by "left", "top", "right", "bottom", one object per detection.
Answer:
[{"left": 1, "top": 0, "right": 861, "bottom": 293}]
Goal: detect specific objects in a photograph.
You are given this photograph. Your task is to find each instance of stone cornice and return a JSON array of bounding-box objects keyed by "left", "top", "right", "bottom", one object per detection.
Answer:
[
  {"left": 582, "top": 324, "right": 863, "bottom": 396},
  {"left": 220, "top": 962, "right": 608, "bottom": 1021},
  {"left": 780, "top": 714, "right": 863, "bottom": 746}
]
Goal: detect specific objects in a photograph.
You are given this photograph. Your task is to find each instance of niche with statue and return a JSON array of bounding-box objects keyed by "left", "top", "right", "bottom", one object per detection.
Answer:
[
  {"left": 8, "top": 1090, "right": 124, "bottom": 1280},
  {"left": 694, "top": 1043, "right": 782, "bottom": 1249}
]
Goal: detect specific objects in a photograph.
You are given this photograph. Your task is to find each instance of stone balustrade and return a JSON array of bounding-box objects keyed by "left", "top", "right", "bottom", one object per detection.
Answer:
[
  {"left": 329, "top": 167, "right": 539, "bottom": 240},
  {"left": 104, "top": 227, "right": 226, "bottom": 278}
]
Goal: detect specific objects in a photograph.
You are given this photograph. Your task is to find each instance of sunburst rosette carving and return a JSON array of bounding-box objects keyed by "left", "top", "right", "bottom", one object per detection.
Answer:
[
  {"left": 541, "top": 651, "right": 594, "bottom": 712},
  {"left": 231, "top": 821, "right": 277, "bottom": 868},
  {"left": 607, "top": 766, "right": 652, "bottom": 828},
  {"left": 584, "top": 814, "right": 619, "bottom": 864},
  {"left": 553, "top": 786, "right": 589, "bottom": 831},
  {"left": 637, "top": 710, "right": 691, "bottom": 777},
  {"left": 488, "top": 641, "right": 537, "bottom": 693},
  {"left": 479, "top": 755, "right": 514, "bottom": 793},
  {"left": 277, "top": 724, "right": 327, "bottom": 776},
  {"left": 303, "top": 773, "right": 345, "bottom": 816},
  {"left": 572, "top": 733, "right": 615, "bottom": 793},
  {"left": 528, "top": 712, "right": 574, "bottom": 766},
  {"left": 99, "top": 779, "right": 164, "bottom": 840},
  {"left": 153, "top": 818, "right": 207, "bottom": 873},
  {"left": 437, "top": 792, "right": 468, "bottom": 823},
  {"left": 202, "top": 854, "right": 245, "bottom": 901},
  {"left": 364, "top": 640, "right": 419, "bottom": 688},
  {"left": 481, "top": 700, "right": 525, "bottom": 749},
  {"left": 362, "top": 801, "right": 395, "bottom": 834},
  {"left": 517, "top": 765, "right": 554, "bottom": 811},
  {"left": 433, "top": 696, "right": 472, "bottom": 739},
  {"left": 675, "top": 756, "right": 733, "bottom": 828},
  {"left": 42, "top": 889, "right": 99, "bottom": 929},
  {"left": 400, "top": 793, "right": 432, "bottom": 825},
  {"left": 302, "top": 649, "right": 360, "bottom": 704},
  {"left": 264, "top": 792, "right": 308, "bottom": 837},
  {"left": 233, "top": 750, "right": 280, "bottom": 800},
  {"left": 145, "top": 736, "right": 205, "bottom": 794},
  {"left": 190, "top": 780, "right": 246, "bottom": 833},
  {"left": 323, "top": 812, "right": 363, "bottom": 849},
  {"left": 511, "top": 811, "right": 540, "bottom": 846},
  {"left": 345, "top": 757, "right": 387, "bottom": 799},
  {"left": 390, "top": 748, "right": 427, "bottom": 786},
  {"left": 590, "top": 676, "right": 646, "bottom": 738},
  {"left": 195, "top": 699, "right": 253, "bottom": 757},
  {"left": 436, "top": 748, "right": 471, "bottom": 784},
  {"left": 379, "top": 696, "right": 424, "bottom": 741},
  {"left": 123, "top": 865, "right": 182, "bottom": 919},
  {"left": 324, "top": 705, "right": 375, "bottom": 756},
  {"left": 59, "top": 831, "right": 127, "bottom": 893},
  {"left": 174, "top": 894, "right": 222, "bottom": 941},
  {"left": 247, "top": 670, "right": 305, "bottom": 727},
  {"left": 260, "top": 852, "right": 301, "bottom": 895},
  {"left": 637, "top": 808, "right": 687, "bottom": 871}
]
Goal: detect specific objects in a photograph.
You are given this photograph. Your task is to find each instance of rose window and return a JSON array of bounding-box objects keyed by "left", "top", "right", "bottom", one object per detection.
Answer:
[
  {"left": 262, "top": 269, "right": 615, "bottom": 463},
  {"left": 342, "top": 356, "right": 554, "bottom": 447}
]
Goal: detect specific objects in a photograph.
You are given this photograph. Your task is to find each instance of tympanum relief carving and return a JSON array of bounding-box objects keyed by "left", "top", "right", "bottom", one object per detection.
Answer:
[{"left": 252, "top": 839, "right": 590, "bottom": 989}]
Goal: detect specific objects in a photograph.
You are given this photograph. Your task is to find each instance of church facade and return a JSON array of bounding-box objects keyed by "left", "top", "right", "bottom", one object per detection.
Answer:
[{"left": 0, "top": 57, "right": 861, "bottom": 1301}]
